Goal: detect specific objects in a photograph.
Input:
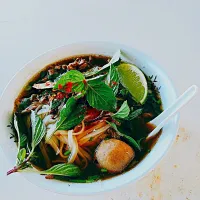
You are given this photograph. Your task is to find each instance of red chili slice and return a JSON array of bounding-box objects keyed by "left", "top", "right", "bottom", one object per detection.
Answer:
[
  {"left": 65, "top": 82, "right": 73, "bottom": 93},
  {"left": 83, "top": 79, "right": 87, "bottom": 85},
  {"left": 56, "top": 92, "right": 65, "bottom": 99},
  {"left": 58, "top": 84, "right": 63, "bottom": 90},
  {"left": 85, "top": 108, "right": 101, "bottom": 122}
]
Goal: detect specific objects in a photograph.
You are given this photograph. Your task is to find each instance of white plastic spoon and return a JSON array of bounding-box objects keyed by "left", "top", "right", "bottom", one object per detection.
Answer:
[{"left": 146, "top": 85, "right": 198, "bottom": 139}]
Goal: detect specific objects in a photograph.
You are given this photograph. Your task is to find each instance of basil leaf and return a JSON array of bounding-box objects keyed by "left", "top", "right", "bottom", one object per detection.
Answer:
[
  {"left": 54, "top": 70, "right": 85, "bottom": 93},
  {"left": 56, "top": 97, "right": 77, "bottom": 129},
  {"left": 86, "top": 80, "right": 116, "bottom": 112},
  {"left": 107, "top": 121, "right": 141, "bottom": 150},
  {"left": 125, "top": 109, "right": 143, "bottom": 120},
  {"left": 17, "top": 148, "right": 26, "bottom": 165},
  {"left": 14, "top": 114, "right": 27, "bottom": 149},
  {"left": 41, "top": 163, "right": 81, "bottom": 177},
  {"left": 31, "top": 111, "right": 46, "bottom": 151},
  {"left": 84, "top": 50, "right": 121, "bottom": 77},
  {"left": 106, "top": 64, "right": 119, "bottom": 95},
  {"left": 112, "top": 101, "right": 130, "bottom": 119},
  {"left": 58, "top": 104, "right": 85, "bottom": 130}
]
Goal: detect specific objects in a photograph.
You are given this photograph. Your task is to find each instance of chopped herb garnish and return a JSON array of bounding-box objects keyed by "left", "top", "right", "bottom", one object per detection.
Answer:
[
  {"left": 64, "top": 150, "right": 71, "bottom": 156},
  {"left": 101, "top": 168, "right": 108, "bottom": 173}
]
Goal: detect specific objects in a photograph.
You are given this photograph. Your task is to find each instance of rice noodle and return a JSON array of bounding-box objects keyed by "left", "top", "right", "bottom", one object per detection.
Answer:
[
  {"left": 73, "top": 121, "right": 85, "bottom": 135},
  {"left": 79, "top": 146, "right": 92, "bottom": 161},
  {"left": 78, "top": 124, "right": 110, "bottom": 146},
  {"left": 75, "top": 154, "right": 82, "bottom": 166},
  {"left": 46, "top": 120, "right": 110, "bottom": 167},
  {"left": 77, "top": 121, "right": 106, "bottom": 140},
  {"left": 68, "top": 130, "right": 79, "bottom": 163},
  {"left": 59, "top": 142, "right": 68, "bottom": 159},
  {"left": 46, "top": 135, "right": 60, "bottom": 155},
  {"left": 54, "top": 130, "right": 68, "bottom": 136}
]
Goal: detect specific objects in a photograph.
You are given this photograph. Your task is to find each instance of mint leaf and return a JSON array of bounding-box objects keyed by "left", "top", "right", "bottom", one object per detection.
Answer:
[
  {"left": 106, "top": 64, "right": 119, "bottom": 95},
  {"left": 14, "top": 114, "right": 27, "bottom": 154},
  {"left": 54, "top": 70, "right": 85, "bottom": 93},
  {"left": 125, "top": 109, "right": 143, "bottom": 120},
  {"left": 31, "top": 111, "right": 46, "bottom": 151},
  {"left": 112, "top": 101, "right": 130, "bottom": 119},
  {"left": 86, "top": 80, "right": 116, "bottom": 112},
  {"left": 107, "top": 121, "right": 141, "bottom": 150},
  {"left": 41, "top": 163, "right": 81, "bottom": 177},
  {"left": 17, "top": 148, "right": 26, "bottom": 165}
]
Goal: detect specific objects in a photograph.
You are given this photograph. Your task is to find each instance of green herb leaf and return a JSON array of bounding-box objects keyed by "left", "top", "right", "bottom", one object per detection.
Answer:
[
  {"left": 41, "top": 163, "right": 81, "bottom": 177},
  {"left": 112, "top": 101, "right": 130, "bottom": 119},
  {"left": 125, "top": 108, "right": 143, "bottom": 120},
  {"left": 14, "top": 114, "right": 27, "bottom": 149},
  {"left": 17, "top": 148, "right": 26, "bottom": 165},
  {"left": 64, "top": 150, "right": 71, "bottom": 156},
  {"left": 58, "top": 104, "right": 85, "bottom": 130},
  {"left": 101, "top": 168, "right": 108, "bottom": 173},
  {"left": 89, "top": 137, "right": 93, "bottom": 141},
  {"left": 87, "top": 175, "right": 100, "bottom": 182},
  {"left": 51, "top": 99, "right": 65, "bottom": 110},
  {"left": 48, "top": 73, "right": 59, "bottom": 81},
  {"left": 119, "top": 88, "right": 128, "bottom": 97},
  {"left": 106, "top": 64, "right": 119, "bottom": 95},
  {"left": 54, "top": 70, "right": 86, "bottom": 93},
  {"left": 107, "top": 121, "right": 141, "bottom": 150},
  {"left": 56, "top": 97, "right": 77, "bottom": 129},
  {"left": 18, "top": 98, "right": 31, "bottom": 112},
  {"left": 86, "top": 80, "right": 116, "bottom": 112},
  {"left": 31, "top": 111, "right": 46, "bottom": 151}
]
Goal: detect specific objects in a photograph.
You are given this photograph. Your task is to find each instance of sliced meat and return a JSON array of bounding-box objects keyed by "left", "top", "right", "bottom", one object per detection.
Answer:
[{"left": 67, "top": 58, "right": 88, "bottom": 70}]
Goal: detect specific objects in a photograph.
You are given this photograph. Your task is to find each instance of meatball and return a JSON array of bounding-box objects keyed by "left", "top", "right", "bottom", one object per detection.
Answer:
[{"left": 95, "top": 139, "right": 135, "bottom": 173}]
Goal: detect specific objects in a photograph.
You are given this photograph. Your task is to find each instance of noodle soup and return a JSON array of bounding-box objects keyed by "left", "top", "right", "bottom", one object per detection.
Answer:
[{"left": 7, "top": 51, "right": 162, "bottom": 183}]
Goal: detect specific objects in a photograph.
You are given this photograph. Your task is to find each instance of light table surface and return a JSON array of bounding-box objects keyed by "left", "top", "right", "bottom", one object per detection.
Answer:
[{"left": 0, "top": 1, "right": 200, "bottom": 199}]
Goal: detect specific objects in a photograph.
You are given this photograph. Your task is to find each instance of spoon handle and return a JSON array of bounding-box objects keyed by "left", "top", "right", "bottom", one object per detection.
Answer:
[{"left": 147, "top": 85, "right": 198, "bottom": 138}]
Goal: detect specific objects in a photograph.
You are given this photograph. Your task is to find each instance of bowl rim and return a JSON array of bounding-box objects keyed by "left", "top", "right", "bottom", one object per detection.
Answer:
[{"left": 0, "top": 41, "right": 179, "bottom": 195}]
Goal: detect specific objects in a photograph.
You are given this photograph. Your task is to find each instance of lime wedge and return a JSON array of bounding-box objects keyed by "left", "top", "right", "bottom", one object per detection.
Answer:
[{"left": 117, "top": 63, "right": 148, "bottom": 104}]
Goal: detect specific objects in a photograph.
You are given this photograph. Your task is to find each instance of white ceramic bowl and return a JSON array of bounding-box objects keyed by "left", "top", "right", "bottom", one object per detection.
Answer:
[{"left": 0, "top": 42, "right": 179, "bottom": 195}]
